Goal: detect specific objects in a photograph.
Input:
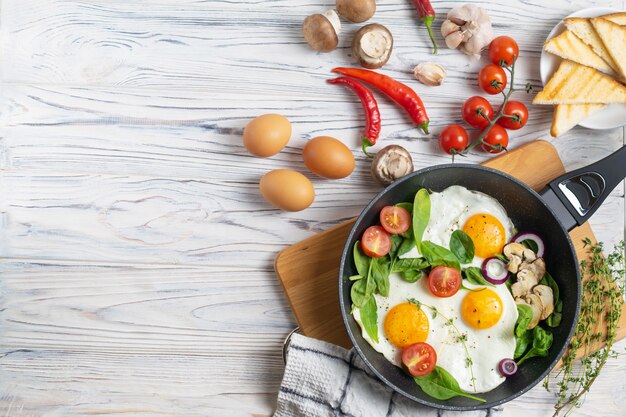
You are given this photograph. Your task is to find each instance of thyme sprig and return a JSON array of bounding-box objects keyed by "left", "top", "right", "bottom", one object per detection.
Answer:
[
  {"left": 543, "top": 239, "right": 625, "bottom": 417},
  {"left": 408, "top": 298, "right": 477, "bottom": 392}
]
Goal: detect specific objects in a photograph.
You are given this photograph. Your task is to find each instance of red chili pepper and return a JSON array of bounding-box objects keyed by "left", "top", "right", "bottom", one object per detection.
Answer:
[
  {"left": 332, "top": 67, "right": 429, "bottom": 135},
  {"left": 327, "top": 77, "right": 381, "bottom": 157},
  {"left": 412, "top": 0, "right": 437, "bottom": 54}
]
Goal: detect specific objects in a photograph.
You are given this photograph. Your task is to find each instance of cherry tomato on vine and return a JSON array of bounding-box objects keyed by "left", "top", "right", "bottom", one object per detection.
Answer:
[
  {"left": 439, "top": 124, "right": 468, "bottom": 155},
  {"left": 402, "top": 342, "right": 437, "bottom": 377},
  {"left": 479, "top": 64, "right": 507, "bottom": 95},
  {"left": 489, "top": 36, "right": 519, "bottom": 66},
  {"left": 428, "top": 266, "right": 461, "bottom": 298},
  {"left": 361, "top": 225, "right": 391, "bottom": 258},
  {"left": 462, "top": 96, "right": 494, "bottom": 128},
  {"left": 380, "top": 206, "right": 411, "bottom": 235},
  {"left": 497, "top": 101, "right": 528, "bottom": 130},
  {"left": 481, "top": 125, "right": 509, "bottom": 154}
]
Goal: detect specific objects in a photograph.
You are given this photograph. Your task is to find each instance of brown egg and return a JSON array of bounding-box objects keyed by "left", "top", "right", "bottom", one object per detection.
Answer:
[
  {"left": 243, "top": 114, "right": 291, "bottom": 157},
  {"left": 302, "top": 136, "right": 355, "bottom": 179},
  {"left": 259, "top": 169, "right": 315, "bottom": 211}
]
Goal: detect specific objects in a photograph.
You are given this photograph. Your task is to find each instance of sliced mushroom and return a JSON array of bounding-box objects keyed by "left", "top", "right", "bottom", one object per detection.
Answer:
[
  {"left": 371, "top": 145, "right": 414, "bottom": 186},
  {"left": 533, "top": 285, "right": 554, "bottom": 320},
  {"left": 511, "top": 266, "right": 540, "bottom": 298},
  {"left": 518, "top": 293, "right": 543, "bottom": 329},
  {"left": 303, "top": 10, "right": 341, "bottom": 52},
  {"left": 520, "top": 257, "right": 546, "bottom": 280},
  {"left": 503, "top": 242, "right": 536, "bottom": 273}
]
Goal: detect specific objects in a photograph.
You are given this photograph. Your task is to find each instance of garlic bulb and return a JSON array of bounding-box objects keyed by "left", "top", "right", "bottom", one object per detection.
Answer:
[
  {"left": 441, "top": 4, "right": 493, "bottom": 57},
  {"left": 413, "top": 62, "right": 446, "bottom": 86}
]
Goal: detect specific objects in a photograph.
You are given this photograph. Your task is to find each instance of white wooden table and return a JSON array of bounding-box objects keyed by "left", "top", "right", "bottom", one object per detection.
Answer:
[{"left": 1, "top": 1, "right": 624, "bottom": 416}]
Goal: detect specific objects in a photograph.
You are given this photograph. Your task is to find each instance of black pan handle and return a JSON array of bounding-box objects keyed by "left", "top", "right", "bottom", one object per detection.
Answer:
[{"left": 540, "top": 146, "right": 626, "bottom": 232}]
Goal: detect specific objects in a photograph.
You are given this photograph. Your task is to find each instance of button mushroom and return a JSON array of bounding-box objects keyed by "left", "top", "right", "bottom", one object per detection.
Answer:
[
  {"left": 303, "top": 10, "right": 341, "bottom": 52},
  {"left": 371, "top": 145, "right": 414, "bottom": 186},
  {"left": 336, "top": 0, "right": 376, "bottom": 23},
  {"left": 352, "top": 23, "right": 393, "bottom": 69},
  {"left": 533, "top": 285, "right": 555, "bottom": 320},
  {"left": 516, "top": 294, "right": 543, "bottom": 329}
]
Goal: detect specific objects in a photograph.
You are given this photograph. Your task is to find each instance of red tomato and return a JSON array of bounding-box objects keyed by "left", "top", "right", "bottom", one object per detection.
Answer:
[
  {"left": 479, "top": 64, "right": 507, "bottom": 95},
  {"left": 380, "top": 206, "right": 411, "bottom": 235},
  {"left": 439, "top": 124, "right": 469, "bottom": 155},
  {"left": 497, "top": 101, "right": 528, "bottom": 130},
  {"left": 428, "top": 266, "right": 461, "bottom": 298},
  {"left": 462, "top": 96, "right": 494, "bottom": 128},
  {"left": 361, "top": 226, "right": 391, "bottom": 258},
  {"left": 402, "top": 342, "right": 437, "bottom": 377},
  {"left": 481, "top": 124, "right": 509, "bottom": 153},
  {"left": 489, "top": 36, "right": 520, "bottom": 66}
]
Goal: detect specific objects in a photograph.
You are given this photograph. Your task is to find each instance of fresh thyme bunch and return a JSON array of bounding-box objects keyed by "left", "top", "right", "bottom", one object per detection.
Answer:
[{"left": 544, "top": 239, "right": 625, "bottom": 417}]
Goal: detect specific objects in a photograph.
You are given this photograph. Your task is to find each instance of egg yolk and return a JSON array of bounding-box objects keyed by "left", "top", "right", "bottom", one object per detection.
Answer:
[
  {"left": 461, "top": 288, "right": 503, "bottom": 329},
  {"left": 462, "top": 213, "right": 506, "bottom": 258},
  {"left": 384, "top": 303, "right": 429, "bottom": 348}
]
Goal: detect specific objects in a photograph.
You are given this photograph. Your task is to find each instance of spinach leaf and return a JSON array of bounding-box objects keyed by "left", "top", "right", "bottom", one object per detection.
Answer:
[
  {"left": 350, "top": 278, "right": 369, "bottom": 308},
  {"left": 515, "top": 304, "right": 533, "bottom": 338},
  {"left": 360, "top": 295, "right": 379, "bottom": 343},
  {"left": 412, "top": 189, "right": 430, "bottom": 247},
  {"left": 392, "top": 257, "right": 429, "bottom": 272},
  {"left": 514, "top": 330, "right": 532, "bottom": 359},
  {"left": 397, "top": 238, "right": 417, "bottom": 258},
  {"left": 517, "top": 326, "right": 553, "bottom": 365},
  {"left": 395, "top": 202, "right": 414, "bottom": 239},
  {"left": 401, "top": 269, "right": 423, "bottom": 283},
  {"left": 389, "top": 234, "right": 403, "bottom": 263},
  {"left": 463, "top": 267, "right": 494, "bottom": 287},
  {"left": 420, "top": 241, "right": 461, "bottom": 270},
  {"left": 450, "top": 230, "right": 475, "bottom": 264},
  {"left": 371, "top": 256, "right": 391, "bottom": 297},
  {"left": 414, "top": 366, "right": 486, "bottom": 403},
  {"left": 521, "top": 239, "right": 539, "bottom": 253},
  {"left": 540, "top": 271, "right": 562, "bottom": 327},
  {"left": 353, "top": 241, "right": 370, "bottom": 277},
  {"left": 495, "top": 253, "right": 509, "bottom": 263}
]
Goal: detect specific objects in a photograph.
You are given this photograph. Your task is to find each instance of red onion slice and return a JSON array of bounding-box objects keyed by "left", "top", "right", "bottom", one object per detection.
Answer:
[
  {"left": 498, "top": 358, "right": 518, "bottom": 377},
  {"left": 512, "top": 231, "right": 545, "bottom": 257},
  {"left": 481, "top": 257, "right": 510, "bottom": 285}
]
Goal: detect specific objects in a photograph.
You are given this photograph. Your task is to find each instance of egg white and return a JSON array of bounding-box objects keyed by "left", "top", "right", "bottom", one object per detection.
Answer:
[{"left": 400, "top": 185, "right": 516, "bottom": 267}]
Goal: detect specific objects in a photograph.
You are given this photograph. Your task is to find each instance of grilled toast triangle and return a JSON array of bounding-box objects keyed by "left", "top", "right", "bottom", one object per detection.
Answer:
[
  {"left": 544, "top": 30, "right": 614, "bottom": 75},
  {"left": 550, "top": 104, "right": 606, "bottom": 137},
  {"left": 591, "top": 18, "right": 626, "bottom": 81},
  {"left": 565, "top": 17, "right": 619, "bottom": 73}
]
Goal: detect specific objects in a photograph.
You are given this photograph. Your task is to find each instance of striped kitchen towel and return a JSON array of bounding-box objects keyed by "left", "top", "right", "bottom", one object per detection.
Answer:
[{"left": 274, "top": 333, "right": 503, "bottom": 417}]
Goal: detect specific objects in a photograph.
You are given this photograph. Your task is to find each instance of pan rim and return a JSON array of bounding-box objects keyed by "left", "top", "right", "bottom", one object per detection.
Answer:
[{"left": 338, "top": 163, "right": 581, "bottom": 411}]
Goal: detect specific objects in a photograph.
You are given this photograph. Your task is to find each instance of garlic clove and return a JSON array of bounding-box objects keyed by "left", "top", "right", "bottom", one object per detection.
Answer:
[
  {"left": 413, "top": 62, "right": 446, "bottom": 86},
  {"left": 441, "top": 20, "right": 461, "bottom": 37},
  {"left": 445, "top": 31, "right": 465, "bottom": 49}
]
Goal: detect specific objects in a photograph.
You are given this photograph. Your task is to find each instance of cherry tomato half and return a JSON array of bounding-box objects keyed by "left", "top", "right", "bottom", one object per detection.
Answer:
[
  {"left": 481, "top": 124, "right": 509, "bottom": 154},
  {"left": 361, "top": 225, "right": 391, "bottom": 258},
  {"left": 428, "top": 266, "right": 461, "bottom": 298},
  {"left": 380, "top": 206, "right": 411, "bottom": 235},
  {"left": 479, "top": 64, "right": 507, "bottom": 95},
  {"left": 489, "top": 36, "right": 520, "bottom": 66},
  {"left": 439, "top": 124, "right": 469, "bottom": 155},
  {"left": 497, "top": 100, "right": 528, "bottom": 130},
  {"left": 402, "top": 342, "right": 437, "bottom": 377},
  {"left": 462, "top": 96, "right": 494, "bottom": 128}
]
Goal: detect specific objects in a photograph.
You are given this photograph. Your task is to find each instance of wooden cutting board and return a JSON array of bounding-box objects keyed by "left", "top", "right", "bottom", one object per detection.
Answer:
[{"left": 274, "top": 140, "right": 626, "bottom": 360}]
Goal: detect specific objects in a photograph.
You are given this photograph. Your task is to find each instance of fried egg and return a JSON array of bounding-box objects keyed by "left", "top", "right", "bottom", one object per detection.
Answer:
[
  {"left": 353, "top": 273, "right": 518, "bottom": 393},
  {"left": 353, "top": 186, "right": 519, "bottom": 394},
  {"left": 401, "top": 185, "right": 515, "bottom": 267}
]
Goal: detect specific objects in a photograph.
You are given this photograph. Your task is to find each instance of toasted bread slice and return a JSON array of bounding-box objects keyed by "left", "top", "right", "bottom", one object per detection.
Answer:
[
  {"left": 551, "top": 104, "right": 606, "bottom": 137},
  {"left": 600, "top": 12, "right": 626, "bottom": 25},
  {"left": 533, "top": 60, "right": 626, "bottom": 104},
  {"left": 565, "top": 17, "right": 619, "bottom": 73},
  {"left": 544, "top": 30, "right": 614, "bottom": 75},
  {"left": 591, "top": 18, "right": 626, "bottom": 81}
]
